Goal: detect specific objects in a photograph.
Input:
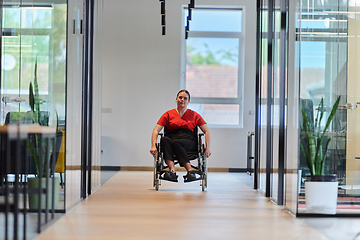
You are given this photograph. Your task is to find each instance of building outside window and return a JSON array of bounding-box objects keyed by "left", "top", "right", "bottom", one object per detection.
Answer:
[{"left": 181, "top": 7, "right": 244, "bottom": 127}]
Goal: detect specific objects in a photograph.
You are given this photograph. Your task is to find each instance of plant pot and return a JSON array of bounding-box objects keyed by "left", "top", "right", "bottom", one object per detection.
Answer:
[
  {"left": 28, "top": 177, "right": 60, "bottom": 210},
  {"left": 305, "top": 174, "right": 338, "bottom": 214}
]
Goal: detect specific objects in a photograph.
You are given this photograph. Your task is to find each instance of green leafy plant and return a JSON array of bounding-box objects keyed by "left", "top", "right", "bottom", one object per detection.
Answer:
[
  {"left": 187, "top": 43, "right": 238, "bottom": 65},
  {"left": 300, "top": 96, "right": 341, "bottom": 176},
  {"left": 28, "top": 58, "right": 58, "bottom": 177}
]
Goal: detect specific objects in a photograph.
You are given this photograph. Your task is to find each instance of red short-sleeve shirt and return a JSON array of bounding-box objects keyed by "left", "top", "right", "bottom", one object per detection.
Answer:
[{"left": 157, "top": 109, "right": 206, "bottom": 132}]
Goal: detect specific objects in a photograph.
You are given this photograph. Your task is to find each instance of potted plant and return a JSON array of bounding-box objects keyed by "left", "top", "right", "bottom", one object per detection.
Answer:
[
  {"left": 300, "top": 96, "right": 341, "bottom": 214},
  {"left": 27, "top": 59, "right": 60, "bottom": 210}
]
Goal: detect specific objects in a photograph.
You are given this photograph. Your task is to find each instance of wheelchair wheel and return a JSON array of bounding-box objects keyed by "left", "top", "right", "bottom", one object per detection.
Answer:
[
  {"left": 153, "top": 158, "right": 157, "bottom": 188},
  {"left": 153, "top": 157, "right": 156, "bottom": 186},
  {"left": 202, "top": 160, "right": 207, "bottom": 191},
  {"left": 202, "top": 176, "right": 206, "bottom": 191},
  {"left": 153, "top": 144, "right": 161, "bottom": 191},
  {"left": 155, "top": 178, "right": 160, "bottom": 191},
  {"left": 154, "top": 158, "right": 161, "bottom": 191},
  {"left": 201, "top": 145, "right": 207, "bottom": 192}
]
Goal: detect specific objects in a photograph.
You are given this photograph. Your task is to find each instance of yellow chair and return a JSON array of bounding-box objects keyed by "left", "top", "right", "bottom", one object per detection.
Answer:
[{"left": 54, "top": 130, "right": 65, "bottom": 187}]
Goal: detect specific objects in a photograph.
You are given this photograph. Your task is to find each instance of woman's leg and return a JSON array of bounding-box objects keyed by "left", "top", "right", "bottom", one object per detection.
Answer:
[
  {"left": 160, "top": 137, "right": 176, "bottom": 172},
  {"left": 182, "top": 162, "right": 195, "bottom": 172},
  {"left": 171, "top": 139, "right": 197, "bottom": 171},
  {"left": 171, "top": 139, "right": 199, "bottom": 181},
  {"left": 166, "top": 160, "right": 175, "bottom": 172}
]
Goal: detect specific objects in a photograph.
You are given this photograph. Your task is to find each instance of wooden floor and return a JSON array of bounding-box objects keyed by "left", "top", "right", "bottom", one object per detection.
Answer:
[{"left": 35, "top": 171, "right": 329, "bottom": 240}]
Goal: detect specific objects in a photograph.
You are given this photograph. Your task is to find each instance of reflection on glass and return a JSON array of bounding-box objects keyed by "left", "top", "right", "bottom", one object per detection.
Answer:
[
  {"left": 259, "top": 6, "right": 268, "bottom": 194},
  {"left": 189, "top": 103, "right": 239, "bottom": 126},
  {"left": 1, "top": 3, "right": 67, "bottom": 211},
  {"left": 270, "top": 3, "right": 282, "bottom": 203},
  {"left": 297, "top": 0, "right": 360, "bottom": 214}
]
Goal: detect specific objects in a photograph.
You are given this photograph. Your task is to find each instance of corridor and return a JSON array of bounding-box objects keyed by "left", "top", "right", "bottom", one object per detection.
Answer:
[{"left": 35, "top": 171, "right": 336, "bottom": 240}]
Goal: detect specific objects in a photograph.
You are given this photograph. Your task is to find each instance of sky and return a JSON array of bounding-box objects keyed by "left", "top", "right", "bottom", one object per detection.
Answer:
[{"left": 185, "top": 9, "right": 241, "bottom": 67}]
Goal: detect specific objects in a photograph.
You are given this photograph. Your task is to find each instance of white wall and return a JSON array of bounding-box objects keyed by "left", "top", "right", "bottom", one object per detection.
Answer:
[{"left": 101, "top": 0, "right": 256, "bottom": 168}]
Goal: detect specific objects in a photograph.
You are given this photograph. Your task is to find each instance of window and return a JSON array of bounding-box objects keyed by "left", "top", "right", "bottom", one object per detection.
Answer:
[{"left": 181, "top": 7, "right": 244, "bottom": 127}]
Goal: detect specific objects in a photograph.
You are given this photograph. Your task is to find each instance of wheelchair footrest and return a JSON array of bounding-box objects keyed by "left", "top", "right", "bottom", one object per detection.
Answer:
[
  {"left": 183, "top": 170, "right": 202, "bottom": 183},
  {"left": 159, "top": 170, "right": 179, "bottom": 182}
]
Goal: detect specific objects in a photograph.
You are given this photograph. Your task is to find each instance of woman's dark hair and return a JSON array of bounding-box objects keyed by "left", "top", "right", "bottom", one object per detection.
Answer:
[{"left": 176, "top": 89, "right": 190, "bottom": 101}]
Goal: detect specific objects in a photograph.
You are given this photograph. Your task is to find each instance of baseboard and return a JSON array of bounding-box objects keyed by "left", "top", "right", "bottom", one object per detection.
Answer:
[
  {"left": 100, "top": 166, "right": 247, "bottom": 172},
  {"left": 101, "top": 166, "right": 121, "bottom": 171},
  {"left": 65, "top": 165, "right": 81, "bottom": 170},
  {"left": 228, "top": 168, "right": 247, "bottom": 173},
  {"left": 66, "top": 165, "right": 101, "bottom": 171},
  {"left": 120, "top": 166, "right": 153, "bottom": 171},
  {"left": 208, "top": 168, "right": 230, "bottom": 172}
]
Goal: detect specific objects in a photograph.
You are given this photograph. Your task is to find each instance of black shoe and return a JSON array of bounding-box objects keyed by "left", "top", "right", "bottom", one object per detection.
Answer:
[
  {"left": 183, "top": 170, "right": 201, "bottom": 182},
  {"left": 187, "top": 172, "right": 196, "bottom": 181},
  {"left": 163, "top": 171, "right": 178, "bottom": 182}
]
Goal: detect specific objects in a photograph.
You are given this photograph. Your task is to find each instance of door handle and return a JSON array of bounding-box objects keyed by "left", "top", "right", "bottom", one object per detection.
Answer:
[{"left": 338, "top": 103, "right": 357, "bottom": 109}]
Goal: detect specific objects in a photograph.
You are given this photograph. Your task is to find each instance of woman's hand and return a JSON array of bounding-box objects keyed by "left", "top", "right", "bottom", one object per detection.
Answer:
[
  {"left": 205, "top": 148, "right": 211, "bottom": 158},
  {"left": 199, "top": 124, "right": 211, "bottom": 158},
  {"left": 150, "top": 146, "right": 157, "bottom": 157},
  {"left": 150, "top": 124, "right": 164, "bottom": 157}
]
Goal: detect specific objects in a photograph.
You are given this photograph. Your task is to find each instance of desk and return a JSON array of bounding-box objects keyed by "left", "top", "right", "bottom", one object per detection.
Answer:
[{"left": 0, "top": 124, "right": 56, "bottom": 238}]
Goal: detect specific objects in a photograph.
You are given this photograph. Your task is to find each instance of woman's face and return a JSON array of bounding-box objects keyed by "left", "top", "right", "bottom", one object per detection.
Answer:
[{"left": 176, "top": 91, "right": 190, "bottom": 109}]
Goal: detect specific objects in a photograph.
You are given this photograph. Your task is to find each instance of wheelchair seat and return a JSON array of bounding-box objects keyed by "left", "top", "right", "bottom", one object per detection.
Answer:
[{"left": 153, "top": 126, "right": 208, "bottom": 191}]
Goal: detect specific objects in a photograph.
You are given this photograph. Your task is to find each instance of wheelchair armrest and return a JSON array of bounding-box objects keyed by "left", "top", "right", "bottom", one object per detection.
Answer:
[
  {"left": 157, "top": 133, "right": 163, "bottom": 143},
  {"left": 198, "top": 133, "right": 205, "bottom": 147},
  {"left": 199, "top": 133, "right": 204, "bottom": 141},
  {"left": 198, "top": 133, "right": 206, "bottom": 153}
]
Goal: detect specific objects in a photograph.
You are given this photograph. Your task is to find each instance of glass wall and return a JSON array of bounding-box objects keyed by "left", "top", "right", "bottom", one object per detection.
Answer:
[
  {"left": 284, "top": 0, "right": 300, "bottom": 214},
  {"left": 257, "top": 0, "right": 360, "bottom": 215},
  {"left": 66, "top": 0, "right": 82, "bottom": 209},
  {"left": 90, "top": 0, "right": 103, "bottom": 195},
  {"left": 1, "top": 0, "right": 102, "bottom": 236},
  {"left": 271, "top": 0, "right": 282, "bottom": 203},
  {"left": 257, "top": 0, "right": 287, "bottom": 203},
  {"left": 1, "top": 2, "right": 67, "bottom": 125},
  {"left": 1, "top": 0, "right": 67, "bottom": 211},
  {"left": 258, "top": 0, "right": 268, "bottom": 196},
  {"left": 296, "top": 0, "right": 360, "bottom": 215},
  {"left": 66, "top": 0, "right": 102, "bottom": 204}
]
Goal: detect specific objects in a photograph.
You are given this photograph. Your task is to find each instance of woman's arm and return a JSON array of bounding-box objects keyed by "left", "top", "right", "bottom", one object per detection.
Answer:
[
  {"left": 199, "top": 124, "right": 211, "bottom": 158},
  {"left": 150, "top": 124, "right": 164, "bottom": 156}
]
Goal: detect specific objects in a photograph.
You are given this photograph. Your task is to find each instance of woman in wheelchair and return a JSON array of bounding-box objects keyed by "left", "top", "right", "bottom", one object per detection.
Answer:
[{"left": 150, "top": 89, "right": 211, "bottom": 182}]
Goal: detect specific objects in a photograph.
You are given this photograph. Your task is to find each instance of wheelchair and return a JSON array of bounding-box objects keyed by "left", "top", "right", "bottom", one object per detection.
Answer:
[{"left": 153, "top": 126, "right": 208, "bottom": 191}]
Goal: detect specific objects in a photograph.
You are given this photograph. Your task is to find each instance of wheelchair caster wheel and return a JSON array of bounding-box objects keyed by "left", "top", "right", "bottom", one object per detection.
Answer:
[
  {"left": 155, "top": 179, "right": 160, "bottom": 191},
  {"left": 202, "top": 176, "right": 206, "bottom": 191}
]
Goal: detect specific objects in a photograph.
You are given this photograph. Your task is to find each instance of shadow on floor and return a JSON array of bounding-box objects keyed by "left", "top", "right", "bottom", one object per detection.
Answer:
[
  {"left": 101, "top": 170, "right": 120, "bottom": 185},
  {"left": 230, "top": 172, "right": 254, "bottom": 188}
]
